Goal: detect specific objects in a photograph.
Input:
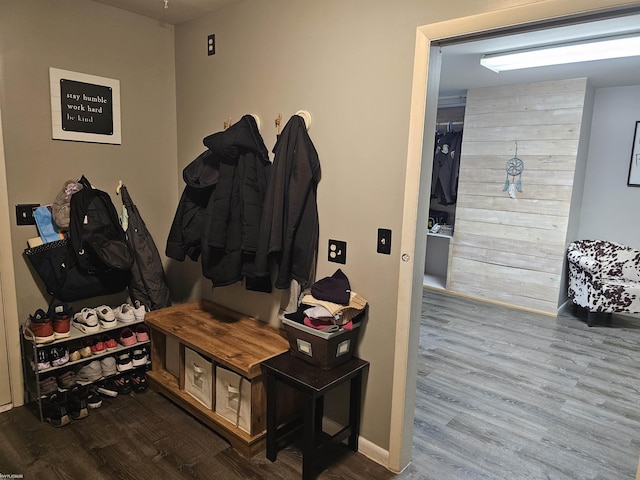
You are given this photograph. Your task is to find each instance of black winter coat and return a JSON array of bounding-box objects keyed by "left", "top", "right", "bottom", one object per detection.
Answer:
[
  {"left": 120, "top": 185, "right": 171, "bottom": 311},
  {"left": 251, "top": 115, "right": 320, "bottom": 291},
  {"left": 166, "top": 115, "right": 270, "bottom": 288}
]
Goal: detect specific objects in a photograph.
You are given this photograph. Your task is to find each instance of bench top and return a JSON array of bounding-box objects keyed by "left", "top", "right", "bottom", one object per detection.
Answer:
[{"left": 145, "top": 300, "right": 289, "bottom": 378}]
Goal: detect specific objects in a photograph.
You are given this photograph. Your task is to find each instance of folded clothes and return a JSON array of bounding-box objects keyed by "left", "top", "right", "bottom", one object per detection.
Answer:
[
  {"left": 300, "top": 291, "right": 367, "bottom": 325},
  {"left": 303, "top": 316, "right": 353, "bottom": 331}
]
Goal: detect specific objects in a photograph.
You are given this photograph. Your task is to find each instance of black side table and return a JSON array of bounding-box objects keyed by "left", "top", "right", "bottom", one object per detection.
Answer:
[{"left": 262, "top": 352, "right": 369, "bottom": 480}]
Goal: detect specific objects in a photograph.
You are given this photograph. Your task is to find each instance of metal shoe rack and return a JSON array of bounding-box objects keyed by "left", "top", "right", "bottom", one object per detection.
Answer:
[{"left": 20, "top": 318, "right": 149, "bottom": 421}]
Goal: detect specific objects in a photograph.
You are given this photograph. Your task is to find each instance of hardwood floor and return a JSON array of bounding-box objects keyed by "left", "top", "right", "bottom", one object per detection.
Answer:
[
  {"left": 399, "top": 288, "right": 640, "bottom": 480},
  {"left": 3, "top": 289, "right": 640, "bottom": 479}
]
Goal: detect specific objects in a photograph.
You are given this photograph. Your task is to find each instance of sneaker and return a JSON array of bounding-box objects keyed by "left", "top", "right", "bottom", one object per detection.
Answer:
[
  {"left": 50, "top": 345, "right": 69, "bottom": 367},
  {"left": 115, "top": 303, "right": 135, "bottom": 324},
  {"left": 132, "top": 300, "right": 146, "bottom": 321},
  {"left": 95, "top": 305, "right": 116, "bottom": 329},
  {"left": 69, "top": 350, "right": 82, "bottom": 362},
  {"left": 24, "top": 309, "right": 55, "bottom": 344},
  {"left": 73, "top": 308, "right": 100, "bottom": 334},
  {"left": 118, "top": 327, "right": 137, "bottom": 347},
  {"left": 76, "top": 361, "right": 104, "bottom": 385},
  {"left": 97, "top": 376, "right": 131, "bottom": 397},
  {"left": 134, "top": 324, "right": 149, "bottom": 342},
  {"left": 90, "top": 337, "right": 106, "bottom": 356},
  {"left": 35, "top": 347, "right": 51, "bottom": 371},
  {"left": 116, "top": 351, "right": 133, "bottom": 372},
  {"left": 79, "top": 340, "right": 93, "bottom": 359},
  {"left": 101, "top": 335, "right": 118, "bottom": 351},
  {"left": 38, "top": 376, "right": 59, "bottom": 396},
  {"left": 86, "top": 385, "right": 103, "bottom": 409},
  {"left": 67, "top": 385, "right": 89, "bottom": 420},
  {"left": 41, "top": 392, "right": 71, "bottom": 427},
  {"left": 57, "top": 370, "right": 77, "bottom": 391},
  {"left": 48, "top": 301, "right": 73, "bottom": 339},
  {"left": 131, "top": 347, "right": 148, "bottom": 367},
  {"left": 100, "top": 356, "right": 117, "bottom": 377},
  {"left": 129, "top": 371, "right": 148, "bottom": 393}
]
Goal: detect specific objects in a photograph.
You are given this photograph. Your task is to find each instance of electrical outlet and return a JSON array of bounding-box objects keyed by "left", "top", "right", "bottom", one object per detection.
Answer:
[
  {"left": 15, "top": 203, "right": 40, "bottom": 226},
  {"left": 377, "top": 228, "right": 391, "bottom": 254},
  {"left": 207, "top": 34, "right": 215, "bottom": 56},
  {"left": 328, "top": 239, "right": 346, "bottom": 264}
]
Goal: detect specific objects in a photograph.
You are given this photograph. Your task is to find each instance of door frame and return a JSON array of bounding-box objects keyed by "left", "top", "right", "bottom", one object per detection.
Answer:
[
  {"left": 389, "top": 0, "right": 640, "bottom": 472},
  {"left": 0, "top": 98, "right": 23, "bottom": 409}
]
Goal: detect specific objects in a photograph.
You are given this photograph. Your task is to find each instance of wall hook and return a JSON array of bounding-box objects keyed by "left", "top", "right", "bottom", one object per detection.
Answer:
[
  {"left": 224, "top": 117, "right": 231, "bottom": 130},
  {"left": 116, "top": 180, "right": 123, "bottom": 195},
  {"left": 295, "top": 110, "right": 311, "bottom": 130},
  {"left": 275, "top": 113, "right": 282, "bottom": 135},
  {"left": 250, "top": 114, "right": 261, "bottom": 130}
]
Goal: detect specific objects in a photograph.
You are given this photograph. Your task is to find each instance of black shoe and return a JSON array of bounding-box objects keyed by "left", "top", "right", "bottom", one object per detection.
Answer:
[
  {"left": 41, "top": 392, "right": 71, "bottom": 427},
  {"left": 97, "top": 376, "right": 131, "bottom": 397},
  {"left": 129, "top": 371, "right": 148, "bottom": 393},
  {"left": 67, "top": 385, "right": 89, "bottom": 420},
  {"left": 87, "top": 385, "right": 103, "bottom": 409}
]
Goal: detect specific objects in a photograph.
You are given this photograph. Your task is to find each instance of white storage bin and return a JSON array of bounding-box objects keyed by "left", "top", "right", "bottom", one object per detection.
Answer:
[
  {"left": 184, "top": 348, "right": 213, "bottom": 409},
  {"left": 215, "top": 366, "right": 251, "bottom": 433}
]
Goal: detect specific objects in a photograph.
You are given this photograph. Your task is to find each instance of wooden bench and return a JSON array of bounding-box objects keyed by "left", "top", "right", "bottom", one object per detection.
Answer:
[{"left": 145, "top": 300, "right": 299, "bottom": 457}]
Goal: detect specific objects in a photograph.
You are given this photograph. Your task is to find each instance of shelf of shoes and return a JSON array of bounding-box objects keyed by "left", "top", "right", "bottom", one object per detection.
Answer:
[
  {"left": 23, "top": 319, "right": 148, "bottom": 374},
  {"left": 21, "top": 310, "right": 151, "bottom": 423}
]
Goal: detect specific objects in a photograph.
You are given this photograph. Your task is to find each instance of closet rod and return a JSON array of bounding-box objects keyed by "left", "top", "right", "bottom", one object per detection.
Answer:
[{"left": 436, "top": 121, "right": 464, "bottom": 126}]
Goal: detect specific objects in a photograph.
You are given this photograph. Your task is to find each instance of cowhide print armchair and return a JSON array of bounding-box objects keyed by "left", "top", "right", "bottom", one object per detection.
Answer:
[{"left": 567, "top": 239, "right": 640, "bottom": 327}]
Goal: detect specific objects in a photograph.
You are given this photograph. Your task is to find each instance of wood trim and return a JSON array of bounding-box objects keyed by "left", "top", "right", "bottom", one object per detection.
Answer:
[{"left": 394, "top": 0, "right": 638, "bottom": 473}]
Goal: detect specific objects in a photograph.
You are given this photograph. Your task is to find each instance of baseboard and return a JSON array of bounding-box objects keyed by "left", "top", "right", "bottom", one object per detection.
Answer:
[
  {"left": 557, "top": 299, "right": 572, "bottom": 314},
  {"left": 0, "top": 403, "right": 13, "bottom": 414},
  {"left": 357, "top": 435, "right": 390, "bottom": 469},
  {"left": 323, "top": 417, "right": 390, "bottom": 470}
]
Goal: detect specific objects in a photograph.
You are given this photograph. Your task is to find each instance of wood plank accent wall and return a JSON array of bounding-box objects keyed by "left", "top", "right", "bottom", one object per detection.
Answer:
[{"left": 447, "top": 78, "right": 588, "bottom": 314}]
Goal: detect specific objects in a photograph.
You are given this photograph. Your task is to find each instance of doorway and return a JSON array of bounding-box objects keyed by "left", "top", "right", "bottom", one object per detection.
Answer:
[{"left": 390, "top": 2, "right": 640, "bottom": 472}]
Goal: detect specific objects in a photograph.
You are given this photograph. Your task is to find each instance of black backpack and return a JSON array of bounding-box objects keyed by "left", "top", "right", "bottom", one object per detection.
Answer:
[{"left": 69, "top": 176, "right": 134, "bottom": 273}]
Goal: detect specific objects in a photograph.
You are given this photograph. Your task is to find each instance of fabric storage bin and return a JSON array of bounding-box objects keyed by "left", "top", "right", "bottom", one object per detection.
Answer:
[
  {"left": 282, "top": 318, "right": 361, "bottom": 370},
  {"left": 184, "top": 348, "right": 213, "bottom": 409},
  {"left": 215, "top": 366, "right": 251, "bottom": 433}
]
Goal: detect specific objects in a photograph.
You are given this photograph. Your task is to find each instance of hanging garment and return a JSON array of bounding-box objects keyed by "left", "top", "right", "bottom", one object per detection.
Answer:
[
  {"left": 166, "top": 116, "right": 270, "bottom": 289},
  {"left": 249, "top": 115, "right": 321, "bottom": 293},
  {"left": 120, "top": 185, "right": 171, "bottom": 311},
  {"left": 431, "top": 130, "right": 462, "bottom": 205},
  {"left": 166, "top": 150, "right": 219, "bottom": 262}
]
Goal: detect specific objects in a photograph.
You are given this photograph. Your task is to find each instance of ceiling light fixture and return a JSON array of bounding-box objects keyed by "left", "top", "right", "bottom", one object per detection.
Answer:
[{"left": 480, "top": 32, "right": 640, "bottom": 72}]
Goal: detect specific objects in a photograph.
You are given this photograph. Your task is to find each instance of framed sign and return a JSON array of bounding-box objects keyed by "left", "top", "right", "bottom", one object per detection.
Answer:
[
  {"left": 49, "top": 68, "right": 121, "bottom": 144},
  {"left": 627, "top": 121, "right": 640, "bottom": 186}
]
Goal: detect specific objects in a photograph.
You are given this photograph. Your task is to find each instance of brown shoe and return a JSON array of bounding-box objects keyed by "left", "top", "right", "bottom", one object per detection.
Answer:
[
  {"left": 49, "top": 302, "right": 72, "bottom": 339},
  {"left": 24, "top": 309, "right": 55, "bottom": 344},
  {"left": 53, "top": 317, "right": 71, "bottom": 339}
]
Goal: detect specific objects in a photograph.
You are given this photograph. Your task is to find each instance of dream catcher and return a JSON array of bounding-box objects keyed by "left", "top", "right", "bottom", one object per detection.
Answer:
[{"left": 503, "top": 141, "right": 524, "bottom": 199}]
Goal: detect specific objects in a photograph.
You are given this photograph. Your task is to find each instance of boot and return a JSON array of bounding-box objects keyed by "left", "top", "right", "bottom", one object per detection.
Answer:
[
  {"left": 41, "top": 392, "right": 71, "bottom": 427},
  {"left": 67, "top": 385, "right": 89, "bottom": 420}
]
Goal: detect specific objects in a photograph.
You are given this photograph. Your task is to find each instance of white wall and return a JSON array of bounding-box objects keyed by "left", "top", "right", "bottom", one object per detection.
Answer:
[{"left": 579, "top": 86, "right": 640, "bottom": 247}]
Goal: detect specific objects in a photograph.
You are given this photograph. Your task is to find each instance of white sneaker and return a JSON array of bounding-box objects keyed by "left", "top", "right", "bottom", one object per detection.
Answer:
[
  {"left": 95, "top": 305, "right": 116, "bottom": 329},
  {"left": 72, "top": 308, "right": 100, "bottom": 334},
  {"left": 115, "top": 304, "right": 135, "bottom": 324},
  {"left": 132, "top": 300, "right": 146, "bottom": 321}
]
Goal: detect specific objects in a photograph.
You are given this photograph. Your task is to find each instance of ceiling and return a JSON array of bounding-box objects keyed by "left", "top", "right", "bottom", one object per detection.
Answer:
[
  {"left": 91, "top": 0, "right": 242, "bottom": 25},
  {"left": 91, "top": 1, "right": 640, "bottom": 100},
  {"left": 439, "top": 12, "right": 640, "bottom": 102}
]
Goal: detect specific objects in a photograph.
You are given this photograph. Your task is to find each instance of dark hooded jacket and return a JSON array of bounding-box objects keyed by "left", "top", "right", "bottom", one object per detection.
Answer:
[
  {"left": 120, "top": 185, "right": 171, "bottom": 311},
  {"left": 166, "top": 115, "right": 270, "bottom": 288},
  {"left": 250, "top": 115, "right": 321, "bottom": 291}
]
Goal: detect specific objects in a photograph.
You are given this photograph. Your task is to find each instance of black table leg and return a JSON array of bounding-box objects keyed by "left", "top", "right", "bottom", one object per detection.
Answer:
[
  {"left": 266, "top": 370, "right": 277, "bottom": 462},
  {"left": 348, "top": 372, "right": 362, "bottom": 451},
  {"left": 303, "top": 392, "right": 317, "bottom": 480}
]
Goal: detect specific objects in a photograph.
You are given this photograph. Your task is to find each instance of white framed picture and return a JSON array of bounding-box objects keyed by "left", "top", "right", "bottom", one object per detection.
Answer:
[
  {"left": 627, "top": 121, "right": 640, "bottom": 186},
  {"left": 49, "top": 68, "right": 121, "bottom": 144}
]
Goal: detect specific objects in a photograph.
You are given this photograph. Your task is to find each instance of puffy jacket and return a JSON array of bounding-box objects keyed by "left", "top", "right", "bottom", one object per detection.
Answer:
[{"left": 166, "top": 115, "right": 270, "bottom": 288}]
